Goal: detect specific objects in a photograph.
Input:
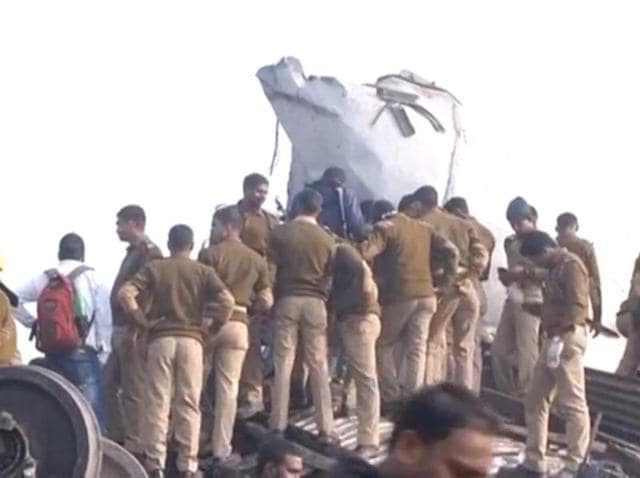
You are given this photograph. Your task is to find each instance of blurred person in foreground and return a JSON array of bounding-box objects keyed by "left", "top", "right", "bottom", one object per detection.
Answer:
[
  {"left": 257, "top": 437, "right": 304, "bottom": 478},
  {"left": 330, "top": 383, "right": 500, "bottom": 478}
]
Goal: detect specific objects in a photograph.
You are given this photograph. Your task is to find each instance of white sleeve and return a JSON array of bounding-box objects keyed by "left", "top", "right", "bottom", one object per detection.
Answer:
[
  {"left": 87, "top": 271, "right": 112, "bottom": 362},
  {"left": 12, "top": 273, "right": 48, "bottom": 328}
]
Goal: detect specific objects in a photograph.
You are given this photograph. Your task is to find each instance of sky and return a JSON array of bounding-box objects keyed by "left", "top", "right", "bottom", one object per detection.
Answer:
[{"left": 1, "top": 1, "right": 638, "bottom": 369}]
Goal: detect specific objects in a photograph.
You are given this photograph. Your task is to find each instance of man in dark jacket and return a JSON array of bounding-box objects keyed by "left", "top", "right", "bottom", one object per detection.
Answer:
[{"left": 308, "top": 167, "right": 370, "bottom": 241}]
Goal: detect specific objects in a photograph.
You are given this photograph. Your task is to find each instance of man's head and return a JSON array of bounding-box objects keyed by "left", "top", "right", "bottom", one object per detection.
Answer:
[
  {"left": 360, "top": 200, "right": 375, "bottom": 223},
  {"left": 243, "top": 173, "right": 270, "bottom": 209},
  {"left": 371, "top": 200, "right": 395, "bottom": 223},
  {"left": 168, "top": 224, "right": 194, "bottom": 255},
  {"left": 116, "top": 205, "right": 146, "bottom": 243},
  {"left": 211, "top": 207, "right": 243, "bottom": 244},
  {"left": 398, "top": 194, "right": 419, "bottom": 217},
  {"left": 58, "top": 233, "right": 85, "bottom": 262},
  {"left": 520, "top": 230, "right": 558, "bottom": 267},
  {"left": 257, "top": 438, "right": 303, "bottom": 478},
  {"left": 383, "top": 383, "right": 499, "bottom": 478},
  {"left": 556, "top": 212, "right": 579, "bottom": 237},
  {"left": 443, "top": 197, "right": 469, "bottom": 216},
  {"left": 322, "top": 166, "right": 347, "bottom": 188},
  {"left": 413, "top": 186, "right": 439, "bottom": 215},
  {"left": 506, "top": 197, "right": 535, "bottom": 236},
  {"left": 291, "top": 188, "right": 323, "bottom": 219}
]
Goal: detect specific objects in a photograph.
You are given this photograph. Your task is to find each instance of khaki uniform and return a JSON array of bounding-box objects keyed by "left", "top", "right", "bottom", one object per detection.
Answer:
[
  {"left": 359, "top": 212, "right": 456, "bottom": 401},
  {"left": 198, "top": 238, "right": 272, "bottom": 459},
  {"left": 491, "top": 235, "right": 543, "bottom": 397},
  {"left": 420, "top": 208, "right": 488, "bottom": 388},
  {"left": 616, "top": 254, "right": 640, "bottom": 376},
  {"left": 217, "top": 201, "right": 279, "bottom": 412},
  {"left": 557, "top": 234, "right": 602, "bottom": 325},
  {"left": 105, "top": 237, "right": 162, "bottom": 452},
  {"left": 332, "top": 245, "right": 381, "bottom": 446},
  {"left": 0, "top": 292, "right": 19, "bottom": 366},
  {"left": 123, "top": 257, "right": 234, "bottom": 473},
  {"left": 267, "top": 217, "right": 335, "bottom": 434},
  {"left": 466, "top": 215, "right": 495, "bottom": 392},
  {"left": 524, "top": 251, "right": 590, "bottom": 473}
]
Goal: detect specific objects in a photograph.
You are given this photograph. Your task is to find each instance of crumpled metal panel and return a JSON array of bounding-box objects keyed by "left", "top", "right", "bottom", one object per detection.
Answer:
[{"left": 287, "top": 410, "right": 568, "bottom": 475}]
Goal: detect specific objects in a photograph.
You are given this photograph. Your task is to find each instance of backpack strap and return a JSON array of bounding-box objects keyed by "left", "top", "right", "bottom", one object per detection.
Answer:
[
  {"left": 67, "top": 265, "right": 93, "bottom": 282},
  {"left": 44, "top": 269, "right": 59, "bottom": 280}
]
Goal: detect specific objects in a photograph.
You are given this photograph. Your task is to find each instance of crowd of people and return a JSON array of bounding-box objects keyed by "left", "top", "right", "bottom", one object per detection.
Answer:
[{"left": 0, "top": 166, "right": 638, "bottom": 478}]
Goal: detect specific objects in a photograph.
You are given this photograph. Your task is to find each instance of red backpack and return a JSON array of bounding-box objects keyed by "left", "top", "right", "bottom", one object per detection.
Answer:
[{"left": 33, "top": 266, "right": 92, "bottom": 354}]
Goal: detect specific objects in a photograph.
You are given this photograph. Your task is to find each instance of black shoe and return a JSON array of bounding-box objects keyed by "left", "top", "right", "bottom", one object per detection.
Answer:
[{"left": 318, "top": 431, "right": 340, "bottom": 446}]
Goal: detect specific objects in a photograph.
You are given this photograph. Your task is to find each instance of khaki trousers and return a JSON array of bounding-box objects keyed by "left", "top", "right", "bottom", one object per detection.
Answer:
[
  {"left": 472, "top": 281, "right": 489, "bottom": 393},
  {"left": 238, "top": 316, "right": 265, "bottom": 409},
  {"left": 524, "top": 326, "right": 590, "bottom": 473},
  {"left": 144, "top": 336, "right": 203, "bottom": 473},
  {"left": 103, "top": 325, "right": 147, "bottom": 453},
  {"left": 424, "top": 290, "right": 460, "bottom": 386},
  {"left": 338, "top": 314, "right": 381, "bottom": 447},
  {"left": 378, "top": 297, "right": 437, "bottom": 402},
  {"left": 449, "top": 281, "right": 481, "bottom": 388},
  {"left": 269, "top": 296, "right": 334, "bottom": 434},
  {"left": 616, "top": 319, "right": 640, "bottom": 376},
  {"left": 491, "top": 298, "right": 540, "bottom": 397},
  {"left": 208, "top": 321, "right": 249, "bottom": 458}
]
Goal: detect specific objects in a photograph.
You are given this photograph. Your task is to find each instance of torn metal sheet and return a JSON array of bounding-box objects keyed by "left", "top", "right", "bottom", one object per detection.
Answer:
[{"left": 257, "top": 57, "right": 465, "bottom": 207}]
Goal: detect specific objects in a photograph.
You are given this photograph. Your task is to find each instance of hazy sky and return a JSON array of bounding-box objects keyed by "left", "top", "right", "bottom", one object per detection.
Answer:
[{"left": 1, "top": 1, "right": 637, "bottom": 368}]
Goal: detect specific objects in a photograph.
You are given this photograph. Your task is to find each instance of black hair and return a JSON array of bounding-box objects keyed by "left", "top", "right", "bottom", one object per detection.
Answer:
[
  {"left": 214, "top": 207, "right": 243, "bottom": 230},
  {"left": 556, "top": 212, "right": 578, "bottom": 230},
  {"left": 360, "top": 200, "right": 375, "bottom": 222},
  {"left": 443, "top": 197, "right": 469, "bottom": 215},
  {"left": 322, "top": 166, "right": 347, "bottom": 187},
  {"left": 168, "top": 224, "right": 194, "bottom": 252},
  {"left": 292, "top": 188, "right": 323, "bottom": 215},
  {"left": 390, "top": 383, "right": 500, "bottom": 449},
  {"left": 256, "top": 437, "right": 299, "bottom": 475},
  {"left": 398, "top": 194, "right": 416, "bottom": 213},
  {"left": 371, "top": 200, "right": 395, "bottom": 223},
  {"left": 117, "top": 205, "right": 146, "bottom": 227},
  {"left": 413, "top": 186, "right": 439, "bottom": 208},
  {"left": 519, "top": 230, "right": 557, "bottom": 258},
  {"left": 243, "top": 173, "right": 269, "bottom": 192},
  {"left": 58, "top": 233, "right": 85, "bottom": 261}
]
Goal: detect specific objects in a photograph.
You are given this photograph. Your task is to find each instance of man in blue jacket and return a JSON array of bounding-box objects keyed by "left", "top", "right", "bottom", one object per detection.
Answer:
[{"left": 308, "top": 167, "right": 370, "bottom": 241}]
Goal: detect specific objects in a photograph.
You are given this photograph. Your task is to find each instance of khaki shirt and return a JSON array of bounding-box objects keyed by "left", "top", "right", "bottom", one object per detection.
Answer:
[
  {"left": 505, "top": 234, "right": 544, "bottom": 304},
  {"left": 542, "top": 250, "right": 590, "bottom": 335},
  {"left": 217, "top": 201, "right": 279, "bottom": 257},
  {"left": 0, "top": 292, "right": 17, "bottom": 365},
  {"left": 358, "top": 212, "right": 458, "bottom": 305},
  {"left": 421, "top": 208, "right": 488, "bottom": 278},
  {"left": 557, "top": 234, "right": 602, "bottom": 323},
  {"left": 110, "top": 236, "right": 163, "bottom": 326},
  {"left": 267, "top": 217, "right": 335, "bottom": 301},
  {"left": 198, "top": 238, "right": 273, "bottom": 323},
  {"left": 331, "top": 244, "right": 380, "bottom": 317},
  {"left": 124, "top": 257, "right": 234, "bottom": 343}
]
